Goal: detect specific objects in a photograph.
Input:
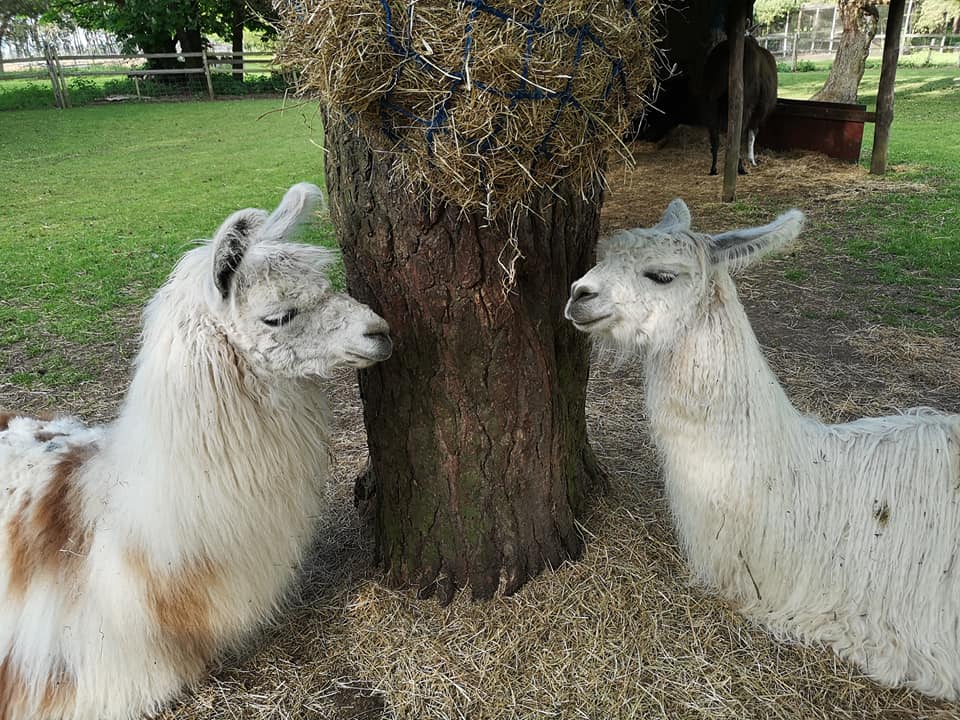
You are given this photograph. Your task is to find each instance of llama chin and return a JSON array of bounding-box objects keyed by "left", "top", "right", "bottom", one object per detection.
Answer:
[
  {"left": 0, "top": 183, "right": 392, "bottom": 720},
  {"left": 566, "top": 199, "right": 960, "bottom": 701}
]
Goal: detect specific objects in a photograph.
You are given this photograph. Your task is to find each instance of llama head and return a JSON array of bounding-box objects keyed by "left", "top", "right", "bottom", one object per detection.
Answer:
[
  {"left": 565, "top": 199, "right": 804, "bottom": 354},
  {"left": 205, "top": 182, "right": 392, "bottom": 378}
]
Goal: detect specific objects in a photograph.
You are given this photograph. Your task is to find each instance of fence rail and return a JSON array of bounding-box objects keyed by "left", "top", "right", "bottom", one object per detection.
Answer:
[
  {"left": 2, "top": 47, "right": 283, "bottom": 107},
  {"left": 756, "top": 31, "right": 960, "bottom": 68}
]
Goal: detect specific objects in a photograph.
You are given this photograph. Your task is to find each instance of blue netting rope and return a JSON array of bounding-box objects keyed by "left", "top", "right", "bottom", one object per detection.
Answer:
[{"left": 375, "top": 0, "right": 633, "bottom": 161}]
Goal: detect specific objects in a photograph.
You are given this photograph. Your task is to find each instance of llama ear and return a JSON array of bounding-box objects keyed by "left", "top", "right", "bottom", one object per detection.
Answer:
[
  {"left": 654, "top": 198, "right": 691, "bottom": 232},
  {"left": 708, "top": 209, "right": 804, "bottom": 270},
  {"left": 212, "top": 208, "right": 268, "bottom": 299},
  {"left": 258, "top": 182, "right": 325, "bottom": 243}
]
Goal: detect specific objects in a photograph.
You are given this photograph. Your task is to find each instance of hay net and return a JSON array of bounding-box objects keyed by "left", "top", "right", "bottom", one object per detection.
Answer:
[{"left": 277, "top": 0, "right": 662, "bottom": 217}]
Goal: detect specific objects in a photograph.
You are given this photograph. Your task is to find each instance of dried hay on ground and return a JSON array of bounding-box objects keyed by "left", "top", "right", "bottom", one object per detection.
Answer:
[
  {"left": 602, "top": 126, "right": 932, "bottom": 233},
  {"left": 278, "top": 0, "right": 660, "bottom": 216}
]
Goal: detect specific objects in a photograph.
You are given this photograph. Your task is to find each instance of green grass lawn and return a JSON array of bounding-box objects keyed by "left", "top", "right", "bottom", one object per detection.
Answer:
[
  {"left": 778, "top": 65, "right": 960, "bottom": 330},
  {"left": 0, "top": 98, "right": 330, "bottom": 386}
]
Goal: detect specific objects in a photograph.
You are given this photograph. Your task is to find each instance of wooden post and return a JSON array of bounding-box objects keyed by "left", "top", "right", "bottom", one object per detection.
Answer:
[
  {"left": 871, "top": 0, "right": 907, "bottom": 174},
  {"left": 202, "top": 48, "right": 215, "bottom": 100},
  {"left": 53, "top": 48, "right": 70, "bottom": 108},
  {"left": 44, "top": 45, "right": 64, "bottom": 109},
  {"left": 792, "top": 29, "right": 800, "bottom": 70},
  {"left": 722, "top": 6, "right": 747, "bottom": 203},
  {"left": 812, "top": 7, "right": 821, "bottom": 52}
]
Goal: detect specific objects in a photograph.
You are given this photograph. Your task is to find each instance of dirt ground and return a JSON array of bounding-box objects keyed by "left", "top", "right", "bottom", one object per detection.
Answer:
[{"left": 2, "top": 130, "right": 959, "bottom": 719}]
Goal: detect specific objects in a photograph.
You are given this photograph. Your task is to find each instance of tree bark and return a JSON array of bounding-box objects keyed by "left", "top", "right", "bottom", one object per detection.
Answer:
[
  {"left": 231, "top": 0, "right": 244, "bottom": 81},
  {"left": 0, "top": 17, "right": 10, "bottom": 74},
  {"left": 811, "top": 1, "right": 880, "bottom": 103},
  {"left": 323, "top": 112, "right": 607, "bottom": 603},
  {"left": 871, "top": 0, "right": 906, "bottom": 174}
]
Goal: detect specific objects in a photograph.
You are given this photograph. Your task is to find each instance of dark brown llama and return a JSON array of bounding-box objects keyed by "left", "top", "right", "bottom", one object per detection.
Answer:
[{"left": 701, "top": 36, "right": 778, "bottom": 175}]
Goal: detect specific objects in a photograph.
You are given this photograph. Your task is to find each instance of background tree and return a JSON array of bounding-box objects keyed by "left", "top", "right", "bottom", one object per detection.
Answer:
[
  {"left": 753, "top": 0, "right": 802, "bottom": 24},
  {"left": 0, "top": 0, "right": 49, "bottom": 70},
  {"left": 811, "top": 0, "right": 881, "bottom": 103},
  {"left": 44, "top": 0, "right": 276, "bottom": 75},
  {"left": 913, "top": 0, "right": 960, "bottom": 32}
]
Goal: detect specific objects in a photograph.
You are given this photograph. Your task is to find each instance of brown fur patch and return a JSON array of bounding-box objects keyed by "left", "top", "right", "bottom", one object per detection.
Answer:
[
  {"left": 0, "top": 657, "right": 27, "bottom": 720},
  {"left": 34, "top": 431, "right": 66, "bottom": 443},
  {"left": 0, "top": 410, "right": 54, "bottom": 432},
  {"left": 6, "top": 444, "right": 94, "bottom": 598},
  {"left": 38, "top": 664, "right": 76, "bottom": 716},
  {"left": 127, "top": 550, "right": 221, "bottom": 680}
]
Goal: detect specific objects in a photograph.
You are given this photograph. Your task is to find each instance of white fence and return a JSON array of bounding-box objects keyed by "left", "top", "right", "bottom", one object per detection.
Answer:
[
  {"left": 755, "top": 2, "right": 960, "bottom": 65},
  {"left": 756, "top": 29, "right": 960, "bottom": 61}
]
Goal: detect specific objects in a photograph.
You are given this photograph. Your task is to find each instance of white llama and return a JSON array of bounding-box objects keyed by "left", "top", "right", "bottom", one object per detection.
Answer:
[
  {"left": 0, "top": 183, "right": 393, "bottom": 719},
  {"left": 565, "top": 199, "right": 960, "bottom": 701}
]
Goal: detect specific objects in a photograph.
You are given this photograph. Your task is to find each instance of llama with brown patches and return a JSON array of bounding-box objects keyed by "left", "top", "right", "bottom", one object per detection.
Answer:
[{"left": 0, "top": 183, "right": 392, "bottom": 720}]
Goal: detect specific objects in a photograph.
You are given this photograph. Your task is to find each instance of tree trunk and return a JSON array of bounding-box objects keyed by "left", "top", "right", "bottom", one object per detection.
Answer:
[
  {"left": 0, "top": 17, "right": 10, "bottom": 74},
  {"left": 175, "top": 26, "right": 204, "bottom": 70},
  {"left": 231, "top": 0, "right": 244, "bottom": 81},
  {"left": 323, "top": 112, "right": 607, "bottom": 603},
  {"left": 811, "top": 1, "right": 880, "bottom": 103},
  {"left": 141, "top": 36, "right": 179, "bottom": 72}
]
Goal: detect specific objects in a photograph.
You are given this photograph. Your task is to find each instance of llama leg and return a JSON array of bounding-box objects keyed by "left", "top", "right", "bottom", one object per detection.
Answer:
[
  {"left": 747, "top": 129, "right": 757, "bottom": 166},
  {"left": 709, "top": 128, "right": 719, "bottom": 176}
]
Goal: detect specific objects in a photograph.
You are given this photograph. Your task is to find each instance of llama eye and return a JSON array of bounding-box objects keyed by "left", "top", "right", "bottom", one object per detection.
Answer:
[
  {"left": 262, "top": 309, "right": 299, "bottom": 327},
  {"left": 644, "top": 271, "right": 676, "bottom": 285}
]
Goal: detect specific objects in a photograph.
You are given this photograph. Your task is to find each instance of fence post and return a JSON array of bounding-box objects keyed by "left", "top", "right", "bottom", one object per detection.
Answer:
[
  {"left": 829, "top": 6, "right": 838, "bottom": 53},
  {"left": 44, "top": 44, "right": 64, "bottom": 108},
  {"left": 201, "top": 48, "right": 215, "bottom": 100},
  {"left": 792, "top": 29, "right": 800, "bottom": 70},
  {"left": 53, "top": 47, "right": 71, "bottom": 108},
  {"left": 812, "top": 7, "right": 821, "bottom": 52}
]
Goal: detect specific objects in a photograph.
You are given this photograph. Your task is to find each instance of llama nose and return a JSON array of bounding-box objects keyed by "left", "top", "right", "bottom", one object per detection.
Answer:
[
  {"left": 364, "top": 331, "right": 391, "bottom": 344},
  {"left": 363, "top": 317, "right": 390, "bottom": 340},
  {"left": 571, "top": 282, "right": 598, "bottom": 303}
]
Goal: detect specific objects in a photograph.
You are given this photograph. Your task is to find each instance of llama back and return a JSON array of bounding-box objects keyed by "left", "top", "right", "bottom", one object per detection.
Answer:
[{"left": 736, "top": 410, "right": 960, "bottom": 697}]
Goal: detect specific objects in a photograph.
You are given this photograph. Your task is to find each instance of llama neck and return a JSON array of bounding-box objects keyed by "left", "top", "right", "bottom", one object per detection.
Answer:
[
  {"left": 644, "top": 273, "right": 802, "bottom": 447},
  {"left": 103, "top": 285, "right": 330, "bottom": 567}
]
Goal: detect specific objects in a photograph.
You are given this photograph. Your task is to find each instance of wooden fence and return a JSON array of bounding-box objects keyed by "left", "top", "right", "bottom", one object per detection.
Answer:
[
  {"left": 2, "top": 47, "right": 282, "bottom": 108},
  {"left": 756, "top": 30, "right": 960, "bottom": 68}
]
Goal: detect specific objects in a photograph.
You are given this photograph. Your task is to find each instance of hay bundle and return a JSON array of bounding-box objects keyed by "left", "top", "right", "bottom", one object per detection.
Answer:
[{"left": 278, "top": 0, "right": 661, "bottom": 215}]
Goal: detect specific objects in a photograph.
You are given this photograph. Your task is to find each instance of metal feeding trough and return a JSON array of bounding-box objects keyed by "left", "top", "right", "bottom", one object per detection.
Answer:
[{"left": 757, "top": 98, "right": 877, "bottom": 163}]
